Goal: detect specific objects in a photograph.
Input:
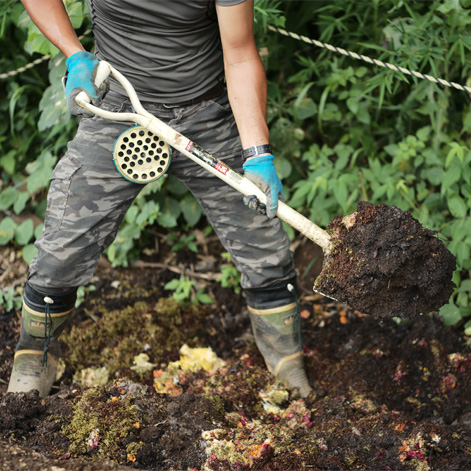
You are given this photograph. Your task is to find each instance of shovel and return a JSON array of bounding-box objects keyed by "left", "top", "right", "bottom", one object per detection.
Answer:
[
  {"left": 76, "top": 62, "right": 456, "bottom": 318},
  {"left": 76, "top": 62, "right": 332, "bottom": 248}
]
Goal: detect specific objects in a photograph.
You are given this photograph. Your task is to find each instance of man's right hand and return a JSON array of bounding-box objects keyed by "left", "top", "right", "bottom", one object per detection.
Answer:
[{"left": 64, "top": 51, "right": 109, "bottom": 117}]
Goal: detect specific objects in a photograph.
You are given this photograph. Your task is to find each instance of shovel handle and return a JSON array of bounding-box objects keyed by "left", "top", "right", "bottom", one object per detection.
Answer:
[{"left": 75, "top": 62, "right": 331, "bottom": 250}]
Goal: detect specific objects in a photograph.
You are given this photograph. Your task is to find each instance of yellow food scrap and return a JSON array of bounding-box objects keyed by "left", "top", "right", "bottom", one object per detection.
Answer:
[
  {"left": 175, "top": 344, "right": 226, "bottom": 373},
  {"left": 130, "top": 353, "right": 157, "bottom": 374},
  {"left": 153, "top": 345, "right": 225, "bottom": 396}
]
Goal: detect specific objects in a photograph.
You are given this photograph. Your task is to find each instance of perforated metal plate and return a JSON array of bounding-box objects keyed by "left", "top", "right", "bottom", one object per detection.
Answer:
[{"left": 113, "top": 126, "right": 171, "bottom": 184}]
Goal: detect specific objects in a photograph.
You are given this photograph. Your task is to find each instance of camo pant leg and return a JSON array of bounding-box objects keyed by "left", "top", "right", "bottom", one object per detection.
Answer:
[
  {"left": 27, "top": 95, "right": 147, "bottom": 291},
  {"left": 28, "top": 91, "right": 296, "bottom": 292},
  {"left": 161, "top": 93, "right": 296, "bottom": 291}
]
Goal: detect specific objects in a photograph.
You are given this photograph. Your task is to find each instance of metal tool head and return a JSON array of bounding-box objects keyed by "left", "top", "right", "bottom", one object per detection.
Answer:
[{"left": 113, "top": 125, "right": 171, "bottom": 184}]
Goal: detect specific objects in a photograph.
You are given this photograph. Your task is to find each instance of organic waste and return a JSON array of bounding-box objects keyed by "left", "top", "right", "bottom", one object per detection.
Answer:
[{"left": 0, "top": 234, "right": 469, "bottom": 471}]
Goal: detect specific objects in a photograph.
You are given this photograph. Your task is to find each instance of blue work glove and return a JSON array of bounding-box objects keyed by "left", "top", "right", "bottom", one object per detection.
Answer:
[
  {"left": 64, "top": 51, "right": 109, "bottom": 117},
  {"left": 243, "top": 154, "right": 284, "bottom": 219}
]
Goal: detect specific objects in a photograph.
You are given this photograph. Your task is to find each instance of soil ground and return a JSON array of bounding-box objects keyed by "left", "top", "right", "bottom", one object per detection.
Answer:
[{"left": 0, "top": 233, "right": 470, "bottom": 471}]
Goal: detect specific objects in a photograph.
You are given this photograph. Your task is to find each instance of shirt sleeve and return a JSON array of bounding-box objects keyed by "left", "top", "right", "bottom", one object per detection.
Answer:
[{"left": 215, "top": 0, "right": 247, "bottom": 6}]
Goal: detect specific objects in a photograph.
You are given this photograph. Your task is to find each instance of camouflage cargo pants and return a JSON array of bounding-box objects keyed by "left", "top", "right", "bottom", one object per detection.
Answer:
[{"left": 28, "top": 91, "right": 296, "bottom": 296}]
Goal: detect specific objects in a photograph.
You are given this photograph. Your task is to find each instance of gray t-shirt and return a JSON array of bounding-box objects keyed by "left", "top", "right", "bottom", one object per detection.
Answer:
[{"left": 87, "top": 0, "right": 246, "bottom": 103}]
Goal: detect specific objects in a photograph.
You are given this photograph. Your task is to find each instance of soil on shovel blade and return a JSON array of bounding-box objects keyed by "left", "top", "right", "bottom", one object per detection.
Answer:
[{"left": 314, "top": 201, "right": 456, "bottom": 318}]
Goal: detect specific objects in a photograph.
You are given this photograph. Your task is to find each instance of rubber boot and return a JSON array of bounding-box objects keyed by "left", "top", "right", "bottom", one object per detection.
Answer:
[
  {"left": 7, "top": 283, "right": 76, "bottom": 397},
  {"left": 248, "top": 300, "right": 312, "bottom": 398}
]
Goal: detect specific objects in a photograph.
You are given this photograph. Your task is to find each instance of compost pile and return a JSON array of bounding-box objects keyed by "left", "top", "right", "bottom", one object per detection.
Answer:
[
  {"left": 314, "top": 201, "right": 456, "bottom": 318},
  {"left": 1, "top": 235, "right": 470, "bottom": 471}
]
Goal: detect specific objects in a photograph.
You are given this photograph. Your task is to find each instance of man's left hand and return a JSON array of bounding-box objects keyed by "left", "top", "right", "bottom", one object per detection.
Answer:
[{"left": 243, "top": 154, "right": 284, "bottom": 219}]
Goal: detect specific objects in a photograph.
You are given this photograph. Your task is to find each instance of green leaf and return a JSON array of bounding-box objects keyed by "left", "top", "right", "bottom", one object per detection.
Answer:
[
  {"left": 27, "top": 165, "right": 53, "bottom": 194},
  {"left": 180, "top": 195, "right": 202, "bottom": 226},
  {"left": 442, "top": 165, "right": 462, "bottom": 191},
  {"left": 14, "top": 219, "right": 34, "bottom": 245},
  {"left": 196, "top": 292, "right": 213, "bottom": 304},
  {"left": 334, "top": 144, "right": 353, "bottom": 170},
  {"left": 448, "top": 195, "right": 467, "bottom": 218},
  {"left": 346, "top": 97, "right": 359, "bottom": 114},
  {"left": 34, "top": 224, "right": 44, "bottom": 239},
  {"left": 317, "top": 85, "right": 331, "bottom": 128},
  {"left": 275, "top": 156, "right": 292, "bottom": 180},
  {"left": 125, "top": 205, "right": 139, "bottom": 223},
  {"left": 293, "top": 97, "right": 317, "bottom": 121},
  {"left": 0, "top": 217, "right": 17, "bottom": 245},
  {"left": 13, "top": 192, "right": 30, "bottom": 215},
  {"left": 22, "top": 244, "right": 38, "bottom": 264},
  {"left": 67, "top": 1, "right": 84, "bottom": 29},
  {"left": 106, "top": 244, "right": 116, "bottom": 263},
  {"left": 0, "top": 150, "right": 16, "bottom": 175},
  {"left": 440, "top": 302, "right": 462, "bottom": 326},
  {"left": 0, "top": 187, "right": 19, "bottom": 211},
  {"left": 136, "top": 201, "right": 159, "bottom": 226},
  {"left": 158, "top": 213, "right": 177, "bottom": 228},
  {"left": 356, "top": 103, "right": 371, "bottom": 125},
  {"left": 416, "top": 126, "right": 431, "bottom": 142},
  {"left": 332, "top": 181, "right": 348, "bottom": 210},
  {"left": 38, "top": 84, "right": 68, "bottom": 131},
  {"left": 27, "top": 32, "right": 59, "bottom": 56},
  {"left": 165, "top": 175, "right": 189, "bottom": 196},
  {"left": 164, "top": 279, "right": 180, "bottom": 290},
  {"left": 423, "top": 167, "right": 445, "bottom": 186},
  {"left": 446, "top": 143, "right": 465, "bottom": 167}
]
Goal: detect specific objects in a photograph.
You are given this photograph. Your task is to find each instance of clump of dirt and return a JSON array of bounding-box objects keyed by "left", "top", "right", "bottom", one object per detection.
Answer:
[
  {"left": 314, "top": 201, "right": 456, "bottom": 317},
  {"left": 0, "top": 380, "right": 224, "bottom": 470}
]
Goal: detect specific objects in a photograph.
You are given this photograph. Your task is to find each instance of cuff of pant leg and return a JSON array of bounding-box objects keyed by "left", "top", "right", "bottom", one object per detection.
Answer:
[
  {"left": 245, "top": 278, "right": 298, "bottom": 309},
  {"left": 24, "top": 281, "right": 77, "bottom": 314}
]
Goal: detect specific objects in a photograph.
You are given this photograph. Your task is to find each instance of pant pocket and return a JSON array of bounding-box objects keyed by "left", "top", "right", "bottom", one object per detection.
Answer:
[{"left": 43, "top": 156, "right": 82, "bottom": 235}]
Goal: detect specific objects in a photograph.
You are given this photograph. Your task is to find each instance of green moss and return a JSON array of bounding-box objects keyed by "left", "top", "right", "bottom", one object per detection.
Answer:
[
  {"left": 126, "top": 440, "right": 143, "bottom": 457},
  {"left": 203, "top": 393, "right": 226, "bottom": 417},
  {"left": 63, "top": 295, "right": 211, "bottom": 385},
  {"left": 63, "top": 386, "right": 140, "bottom": 462}
]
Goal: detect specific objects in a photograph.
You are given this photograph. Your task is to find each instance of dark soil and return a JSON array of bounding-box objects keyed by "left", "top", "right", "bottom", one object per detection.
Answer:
[
  {"left": 1, "top": 230, "right": 470, "bottom": 471},
  {"left": 314, "top": 201, "right": 456, "bottom": 318}
]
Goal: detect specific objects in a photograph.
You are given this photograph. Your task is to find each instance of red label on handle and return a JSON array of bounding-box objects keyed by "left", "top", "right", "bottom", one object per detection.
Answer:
[{"left": 215, "top": 162, "right": 229, "bottom": 175}]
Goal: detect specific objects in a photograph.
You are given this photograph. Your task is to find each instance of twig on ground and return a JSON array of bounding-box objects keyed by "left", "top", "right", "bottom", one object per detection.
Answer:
[{"left": 130, "top": 260, "right": 220, "bottom": 281}]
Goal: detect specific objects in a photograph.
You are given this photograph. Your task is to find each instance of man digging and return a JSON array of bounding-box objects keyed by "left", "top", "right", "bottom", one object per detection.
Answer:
[{"left": 7, "top": 0, "right": 312, "bottom": 398}]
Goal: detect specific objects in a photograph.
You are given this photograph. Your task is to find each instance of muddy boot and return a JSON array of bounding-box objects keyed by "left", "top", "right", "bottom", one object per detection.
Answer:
[
  {"left": 7, "top": 282, "right": 76, "bottom": 397},
  {"left": 248, "top": 294, "right": 312, "bottom": 398}
]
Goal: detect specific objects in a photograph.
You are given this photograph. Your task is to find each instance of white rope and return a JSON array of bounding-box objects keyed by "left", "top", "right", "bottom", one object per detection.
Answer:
[
  {"left": 0, "top": 55, "right": 50, "bottom": 80},
  {"left": 0, "top": 29, "right": 92, "bottom": 81},
  {"left": 269, "top": 26, "right": 471, "bottom": 95},
  {"left": 3, "top": 26, "right": 470, "bottom": 96}
]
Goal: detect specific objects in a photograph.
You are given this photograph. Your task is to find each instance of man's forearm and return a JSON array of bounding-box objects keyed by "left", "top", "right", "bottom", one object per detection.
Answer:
[
  {"left": 22, "top": 0, "right": 84, "bottom": 57},
  {"left": 224, "top": 54, "right": 270, "bottom": 152},
  {"left": 216, "top": 1, "right": 270, "bottom": 154}
]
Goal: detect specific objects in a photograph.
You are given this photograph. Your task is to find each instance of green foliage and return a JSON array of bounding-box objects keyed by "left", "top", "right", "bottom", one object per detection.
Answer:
[
  {"left": 217, "top": 252, "right": 242, "bottom": 294},
  {"left": 257, "top": 0, "right": 471, "bottom": 328},
  {"left": 164, "top": 276, "right": 213, "bottom": 306},
  {"left": 0, "top": 286, "right": 22, "bottom": 312},
  {"left": 75, "top": 283, "right": 97, "bottom": 309},
  {"left": 1, "top": 0, "right": 471, "bottom": 328},
  {"left": 165, "top": 232, "right": 198, "bottom": 253}
]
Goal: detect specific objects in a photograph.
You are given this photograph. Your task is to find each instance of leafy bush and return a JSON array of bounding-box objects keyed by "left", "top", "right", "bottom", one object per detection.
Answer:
[
  {"left": 257, "top": 0, "right": 471, "bottom": 328},
  {"left": 1, "top": 0, "right": 471, "bottom": 330}
]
